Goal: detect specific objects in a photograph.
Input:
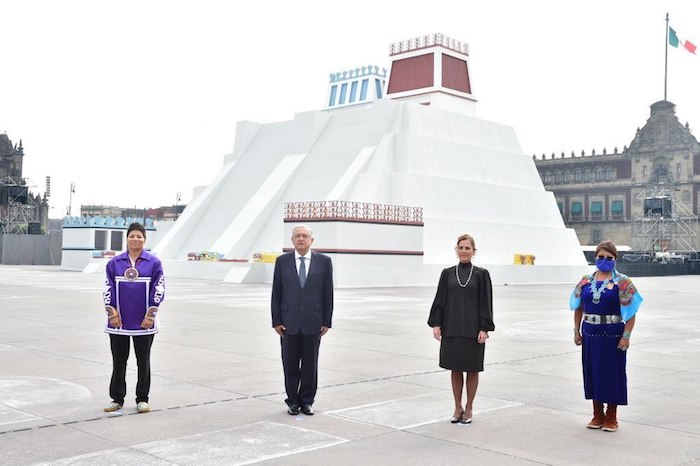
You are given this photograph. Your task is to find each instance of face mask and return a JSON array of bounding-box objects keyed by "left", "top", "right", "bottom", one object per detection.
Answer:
[{"left": 595, "top": 258, "right": 615, "bottom": 272}]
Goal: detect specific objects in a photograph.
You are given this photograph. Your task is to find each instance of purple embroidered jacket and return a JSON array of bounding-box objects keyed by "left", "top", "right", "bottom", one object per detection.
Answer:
[{"left": 103, "top": 250, "right": 165, "bottom": 336}]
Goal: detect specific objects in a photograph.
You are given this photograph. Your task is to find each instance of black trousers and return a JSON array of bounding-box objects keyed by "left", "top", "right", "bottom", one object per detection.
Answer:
[
  {"left": 281, "top": 333, "right": 321, "bottom": 407},
  {"left": 109, "top": 334, "right": 154, "bottom": 404}
]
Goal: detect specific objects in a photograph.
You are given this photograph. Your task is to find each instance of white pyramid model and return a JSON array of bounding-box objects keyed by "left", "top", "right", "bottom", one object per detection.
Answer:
[{"left": 153, "top": 34, "right": 587, "bottom": 285}]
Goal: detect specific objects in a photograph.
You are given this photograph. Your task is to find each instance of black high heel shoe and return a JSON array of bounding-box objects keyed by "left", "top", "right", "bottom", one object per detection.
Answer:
[{"left": 450, "top": 411, "right": 464, "bottom": 423}]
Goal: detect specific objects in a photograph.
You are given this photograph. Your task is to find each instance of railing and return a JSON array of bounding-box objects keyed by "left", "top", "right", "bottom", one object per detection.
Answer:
[
  {"left": 568, "top": 214, "right": 628, "bottom": 222},
  {"left": 62, "top": 216, "right": 155, "bottom": 228},
  {"left": 389, "top": 33, "right": 469, "bottom": 56},
  {"left": 284, "top": 201, "right": 423, "bottom": 225}
]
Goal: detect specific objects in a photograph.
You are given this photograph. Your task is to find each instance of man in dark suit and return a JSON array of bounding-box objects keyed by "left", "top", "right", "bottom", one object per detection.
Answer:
[{"left": 271, "top": 224, "right": 334, "bottom": 415}]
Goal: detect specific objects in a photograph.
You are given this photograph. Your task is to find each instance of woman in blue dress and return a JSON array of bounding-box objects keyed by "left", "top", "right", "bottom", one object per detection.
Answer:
[{"left": 570, "top": 241, "right": 642, "bottom": 432}]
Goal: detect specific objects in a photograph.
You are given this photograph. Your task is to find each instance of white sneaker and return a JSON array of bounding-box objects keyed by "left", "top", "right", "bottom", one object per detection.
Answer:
[
  {"left": 103, "top": 402, "right": 122, "bottom": 412},
  {"left": 137, "top": 402, "right": 151, "bottom": 413}
]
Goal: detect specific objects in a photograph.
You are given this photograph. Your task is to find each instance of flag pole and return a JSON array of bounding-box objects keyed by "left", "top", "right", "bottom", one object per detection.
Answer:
[{"left": 664, "top": 12, "right": 669, "bottom": 101}]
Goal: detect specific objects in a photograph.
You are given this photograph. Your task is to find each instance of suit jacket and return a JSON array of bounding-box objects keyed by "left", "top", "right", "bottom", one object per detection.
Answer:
[{"left": 271, "top": 251, "right": 334, "bottom": 335}]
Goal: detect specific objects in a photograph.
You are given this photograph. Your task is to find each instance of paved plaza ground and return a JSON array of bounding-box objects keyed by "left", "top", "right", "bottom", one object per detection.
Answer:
[{"left": 0, "top": 265, "right": 699, "bottom": 465}]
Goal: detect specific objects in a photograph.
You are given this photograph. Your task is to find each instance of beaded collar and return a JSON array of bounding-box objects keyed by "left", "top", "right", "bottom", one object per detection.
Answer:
[{"left": 569, "top": 269, "right": 644, "bottom": 322}]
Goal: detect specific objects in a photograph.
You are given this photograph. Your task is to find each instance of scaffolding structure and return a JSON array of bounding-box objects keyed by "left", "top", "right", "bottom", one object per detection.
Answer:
[
  {"left": 632, "top": 186, "right": 699, "bottom": 255},
  {"left": 0, "top": 176, "right": 40, "bottom": 234}
]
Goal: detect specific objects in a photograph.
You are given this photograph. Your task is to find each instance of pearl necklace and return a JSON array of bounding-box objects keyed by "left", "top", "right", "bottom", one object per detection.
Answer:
[{"left": 455, "top": 263, "right": 474, "bottom": 287}]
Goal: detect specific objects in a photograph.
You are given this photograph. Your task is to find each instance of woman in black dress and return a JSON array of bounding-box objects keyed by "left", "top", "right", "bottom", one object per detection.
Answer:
[{"left": 428, "top": 234, "right": 494, "bottom": 424}]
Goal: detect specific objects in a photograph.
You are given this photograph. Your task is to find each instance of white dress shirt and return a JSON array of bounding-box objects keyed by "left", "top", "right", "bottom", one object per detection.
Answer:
[{"left": 294, "top": 251, "right": 311, "bottom": 274}]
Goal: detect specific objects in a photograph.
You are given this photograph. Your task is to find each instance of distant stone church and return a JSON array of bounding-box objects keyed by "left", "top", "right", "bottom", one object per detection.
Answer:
[
  {"left": 0, "top": 133, "right": 49, "bottom": 234},
  {"left": 534, "top": 100, "right": 699, "bottom": 253}
]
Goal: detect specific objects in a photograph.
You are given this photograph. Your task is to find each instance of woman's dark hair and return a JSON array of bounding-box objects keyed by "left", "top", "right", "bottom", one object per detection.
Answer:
[
  {"left": 595, "top": 240, "right": 617, "bottom": 259},
  {"left": 127, "top": 222, "right": 146, "bottom": 238}
]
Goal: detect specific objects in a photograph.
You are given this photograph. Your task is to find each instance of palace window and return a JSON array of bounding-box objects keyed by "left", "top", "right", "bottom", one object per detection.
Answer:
[
  {"left": 604, "top": 166, "right": 616, "bottom": 181},
  {"left": 611, "top": 200, "right": 624, "bottom": 219},
  {"left": 590, "top": 201, "right": 603, "bottom": 219},
  {"left": 543, "top": 171, "right": 553, "bottom": 183},
  {"left": 557, "top": 201, "right": 564, "bottom": 214},
  {"left": 574, "top": 169, "right": 583, "bottom": 182},
  {"left": 571, "top": 202, "right": 583, "bottom": 220},
  {"left": 654, "top": 166, "right": 668, "bottom": 184},
  {"left": 564, "top": 170, "right": 573, "bottom": 183},
  {"left": 594, "top": 167, "right": 604, "bottom": 181},
  {"left": 584, "top": 169, "right": 593, "bottom": 182},
  {"left": 592, "top": 229, "right": 603, "bottom": 244},
  {"left": 554, "top": 170, "right": 563, "bottom": 183}
]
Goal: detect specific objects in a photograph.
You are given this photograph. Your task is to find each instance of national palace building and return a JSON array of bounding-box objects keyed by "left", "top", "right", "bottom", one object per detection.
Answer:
[{"left": 534, "top": 100, "right": 700, "bottom": 253}]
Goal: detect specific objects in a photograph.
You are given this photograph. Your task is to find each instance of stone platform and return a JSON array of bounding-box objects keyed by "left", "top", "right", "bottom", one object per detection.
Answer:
[{"left": 0, "top": 266, "right": 698, "bottom": 465}]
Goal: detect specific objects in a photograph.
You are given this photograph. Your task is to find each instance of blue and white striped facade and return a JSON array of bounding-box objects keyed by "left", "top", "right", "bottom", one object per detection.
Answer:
[
  {"left": 61, "top": 216, "right": 162, "bottom": 272},
  {"left": 325, "top": 65, "right": 387, "bottom": 110}
]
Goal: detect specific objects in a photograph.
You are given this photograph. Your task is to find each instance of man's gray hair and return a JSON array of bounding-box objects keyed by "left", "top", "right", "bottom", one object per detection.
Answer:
[{"left": 292, "top": 224, "right": 314, "bottom": 238}]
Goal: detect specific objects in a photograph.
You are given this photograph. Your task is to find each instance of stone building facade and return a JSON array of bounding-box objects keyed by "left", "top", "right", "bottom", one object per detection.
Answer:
[
  {"left": 0, "top": 133, "right": 24, "bottom": 179},
  {"left": 534, "top": 100, "right": 700, "bottom": 251},
  {"left": 0, "top": 134, "right": 49, "bottom": 234}
]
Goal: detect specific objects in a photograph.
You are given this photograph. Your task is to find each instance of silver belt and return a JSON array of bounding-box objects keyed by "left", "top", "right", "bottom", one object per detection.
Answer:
[{"left": 583, "top": 314, "right": 621, "bottom": 324}]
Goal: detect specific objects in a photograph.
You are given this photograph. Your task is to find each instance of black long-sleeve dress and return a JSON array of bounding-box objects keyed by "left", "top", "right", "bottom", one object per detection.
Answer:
[{"left": 427, "top": 262, "right": 495, "bottom": 372}]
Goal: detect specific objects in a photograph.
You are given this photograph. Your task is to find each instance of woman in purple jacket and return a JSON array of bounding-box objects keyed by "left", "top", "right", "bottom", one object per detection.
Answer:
[{"left": 102, "top": 222, "right": 165, "bottom": 413}]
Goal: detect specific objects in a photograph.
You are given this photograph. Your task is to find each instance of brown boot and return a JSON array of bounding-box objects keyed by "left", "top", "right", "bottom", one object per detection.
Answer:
[
  {"left": 602, "top": 404, "right": 618, "bottom": 432},
  {"left": 587, "top": 401, "right": 605, "bottom": 429}
]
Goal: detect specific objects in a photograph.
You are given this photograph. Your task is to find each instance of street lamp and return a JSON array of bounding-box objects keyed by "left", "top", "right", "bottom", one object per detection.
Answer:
[{"left": 67, "top": 182, "right": 76, "bottom": 216}]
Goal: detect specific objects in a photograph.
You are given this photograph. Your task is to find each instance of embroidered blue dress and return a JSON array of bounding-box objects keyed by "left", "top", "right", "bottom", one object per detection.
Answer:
[
  {"left": 581, "top": 282, "right": 628, "bottom": 404},
  {"left": 570, "top": 271, "right": 643, "bottom": 405}
]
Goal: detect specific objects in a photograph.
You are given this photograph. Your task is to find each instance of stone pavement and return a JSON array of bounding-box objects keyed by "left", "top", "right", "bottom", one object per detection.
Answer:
[{"left": 0, "top": 265, "right": 698, "bottom": 465}]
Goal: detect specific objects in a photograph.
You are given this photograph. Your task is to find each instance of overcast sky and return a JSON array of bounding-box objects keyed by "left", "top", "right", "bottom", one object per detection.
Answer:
[{"left": 2, "top": 0, "right": 700, "bottom": 219}]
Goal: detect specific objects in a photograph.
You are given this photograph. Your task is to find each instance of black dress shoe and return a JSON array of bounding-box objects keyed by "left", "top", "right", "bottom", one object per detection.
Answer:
[
  {"left": 301, "top": 405, "right": 314, "bottom": 415},
  {"left": 287, "top": 404, "right": 300, "bottom": 415}
]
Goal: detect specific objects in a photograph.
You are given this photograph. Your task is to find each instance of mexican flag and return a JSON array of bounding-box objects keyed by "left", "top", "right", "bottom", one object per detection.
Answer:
[{"left": 669, "top": 26, "right": 697, "bottom": 54}]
